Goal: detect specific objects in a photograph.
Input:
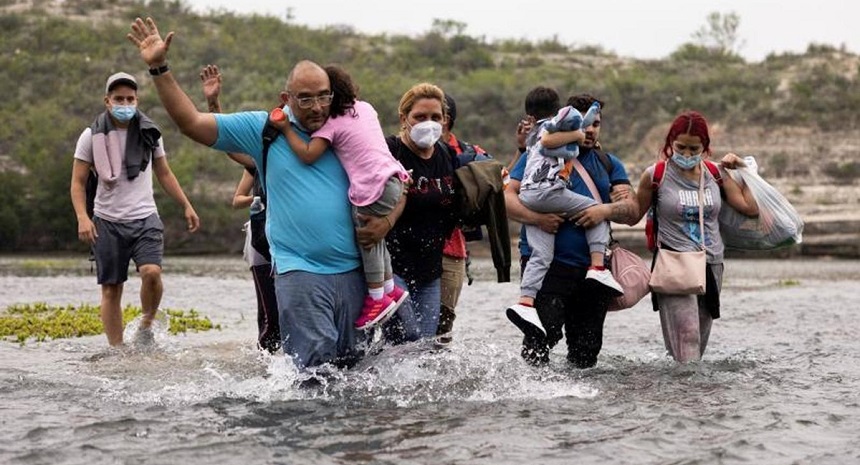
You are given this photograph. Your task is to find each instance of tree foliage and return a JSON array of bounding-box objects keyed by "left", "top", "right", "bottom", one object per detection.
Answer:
[
  {"left": 0, "top": 0, "right": 857, "bottom": 253},
  {"left": 692, "top": 11, "right": 745, "bottom": 57}
]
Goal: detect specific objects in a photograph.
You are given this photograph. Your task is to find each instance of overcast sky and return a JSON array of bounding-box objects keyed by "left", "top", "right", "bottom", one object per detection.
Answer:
[{"left": 182, "top": 0, "right": 856, "bottom": 61}]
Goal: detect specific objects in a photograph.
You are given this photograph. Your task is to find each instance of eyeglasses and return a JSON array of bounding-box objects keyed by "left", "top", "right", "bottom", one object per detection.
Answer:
[
  {"left": 672, "top": 141, "right": 704, "bottom": 155},
  {"left": 291, "top": 93, "right": 334, "bottom": 109}
]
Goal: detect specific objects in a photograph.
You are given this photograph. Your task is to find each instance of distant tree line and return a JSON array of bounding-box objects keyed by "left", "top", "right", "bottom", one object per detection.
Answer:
[{"left": 0, "top": 0, "right": 857, "bottom": 253}]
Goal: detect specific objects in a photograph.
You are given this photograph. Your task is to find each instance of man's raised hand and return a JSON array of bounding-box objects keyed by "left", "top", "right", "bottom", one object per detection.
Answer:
[
  {"left": 127, "top": 17, "right": 173, "bottom": 67},
  {"left": 200, "top": 64, "right": 222, "bottom": 102}
]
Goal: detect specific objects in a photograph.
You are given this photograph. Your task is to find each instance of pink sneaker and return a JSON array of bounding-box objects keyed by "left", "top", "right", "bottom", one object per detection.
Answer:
[
  {"left": 386, "top": 285, "right": 410, "bottom": 309},
  {"left": 355, "top": 295, "right": 398, "bottom": 330}
]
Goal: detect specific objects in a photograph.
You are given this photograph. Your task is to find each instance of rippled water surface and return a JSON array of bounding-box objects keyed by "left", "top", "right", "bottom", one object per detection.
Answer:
[{"left": 1, "top": 255, "right": 859, "bottom": 464}]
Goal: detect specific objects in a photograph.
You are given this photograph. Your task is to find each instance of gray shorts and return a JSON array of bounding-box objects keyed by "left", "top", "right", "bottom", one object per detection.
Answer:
[
  {"left": 354, "top": 175, "right": 404, "bottom": 217},
  {"left": 93, "top": 213, "right": 164, "bottom": 285}
]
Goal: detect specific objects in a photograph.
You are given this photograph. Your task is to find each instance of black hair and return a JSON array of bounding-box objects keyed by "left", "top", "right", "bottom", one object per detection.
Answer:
[
  {"left": 444, "top": 93, "right": 457, "bottom": 130},
  {"left": 566, "top": 93, "right": 605, "bottom": 114},
  {"left": 325, "top": 64, "right": 357, "bottom": 118},
  {"left": 524, "top": 86, "right": 560, "bottom": 120}
]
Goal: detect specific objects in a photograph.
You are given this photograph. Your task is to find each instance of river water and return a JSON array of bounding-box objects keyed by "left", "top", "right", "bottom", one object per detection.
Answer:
[{"left": 1, "top": 255, "right": 859, "bottom": 465}]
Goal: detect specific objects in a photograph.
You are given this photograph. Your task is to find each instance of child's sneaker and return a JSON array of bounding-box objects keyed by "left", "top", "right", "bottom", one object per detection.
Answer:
[
  {"left": 586, "top": 268, "right": 624, "bottom": 297},
  {"left": 386, "top": 286, "right": 409, "bottom": 310},
  {"left": 355, "top": 295, "right": 398, "bottom": 331},
  {"left": 505, "top": 304, "right": 547, "bottom": 339}
]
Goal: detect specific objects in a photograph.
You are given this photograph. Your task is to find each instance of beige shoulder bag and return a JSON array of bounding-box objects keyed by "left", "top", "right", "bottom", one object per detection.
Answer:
[{"left": 648, "top": 165, "right": 707, "bottom": 295}]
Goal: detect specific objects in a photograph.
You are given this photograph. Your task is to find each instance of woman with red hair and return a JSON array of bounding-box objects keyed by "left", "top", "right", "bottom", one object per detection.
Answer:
[{"left": 634, "top": 111, "right": 758, "bottom": 362}]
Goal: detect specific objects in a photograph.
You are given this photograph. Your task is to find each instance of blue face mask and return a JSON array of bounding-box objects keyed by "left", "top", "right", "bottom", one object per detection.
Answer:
[
  {"left": 110, "top": 105, "right": 137, "bottom": 123},
  {"left": 672, "top": 152, "right": 702, "bottom": 170}
]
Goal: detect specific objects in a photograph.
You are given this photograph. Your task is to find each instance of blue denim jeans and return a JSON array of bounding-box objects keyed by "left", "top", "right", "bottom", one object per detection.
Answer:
[
  {"left": 274, "top": 268, "right": 366, "bottom": 369},
  {"left": 382, "top": 275, "right": 441, "bottom": 343}
]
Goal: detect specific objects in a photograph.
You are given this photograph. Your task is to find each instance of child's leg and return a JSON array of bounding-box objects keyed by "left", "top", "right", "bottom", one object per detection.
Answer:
[
  {"left": 519, "top": 223, "right": 555, "bottom": 304},
  {"left": 351, "top": 203, "right": 386, "bottom": 296},
  {"left": 383, "top": 245, "right": 394, "bottom": 293},
  {"left": 584, "top": 221, "right": 611, "bottom": 267},
  {"left": 360, "top": 176, "right": 405, "bottom": 300},
  {"left": 359, "top": 238, "right": 386, "bottom": 298},
  {"left": 551, "top": 189, "right": 609, "bottom": 268}
]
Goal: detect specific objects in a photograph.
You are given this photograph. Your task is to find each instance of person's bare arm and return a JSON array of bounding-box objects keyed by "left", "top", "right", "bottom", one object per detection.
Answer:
[
  {"left": 720, "top": 153, "right": 759, "bottom": 216},
  {"left": 232, "top": 170, "right": 254, "bottom": 209},
  {"left": 633, "top": 171, "right": 653, "bottom": 225},
  {"left": 285, "top": 129, "right": 329, "bottom": 164},
  {"left": 572, "top": 193, "right": 639, "bottom": 228},
  {"left": 225, "top": 152, "right": 255, "bottom": 168},
  {"left": 571, "top": 175, "right": 642, "bottom": 228},
  {"left": 152, "top": 156, "right": 200, "bottom": 232},
  {"left": 504, "top": 179, "right": 564, "bottom": 233},
  {"left": 199, "top": 63, "right": 254, "bottom": 169},
  {"left": 200, "top": 64, "right": 222, "bottom": 113},
  {"left": 128, "top": 17, "right": 217, "bottom": 146},
  {"left": 540, "top": 129, "right": 585, "bottom": 149},
  {"left": 70, "top": 159, "right": 97, "bottom": 244},
  {"left": 607, "top": 183, "right": 641, "bottom": 225}
]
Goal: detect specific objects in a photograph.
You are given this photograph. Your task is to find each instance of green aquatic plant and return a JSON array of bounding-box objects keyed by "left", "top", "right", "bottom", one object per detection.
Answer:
[
  {"left": 0, "top": 302, "right": 221, "bottom": 345},
  {"left": 164, "top": 308, "right": 221, "bottom": 334},
  {"left": 778, "top": 279, "right": 801, "bottom": 286},
  {"left": 19, "top": 259, "right": 79, "bottom": 271}
]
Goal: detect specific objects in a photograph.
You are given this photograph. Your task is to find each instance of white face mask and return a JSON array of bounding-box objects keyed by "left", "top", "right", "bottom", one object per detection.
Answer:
[{"left": 408, "top": 120, "right": 442, "bottom": 149}]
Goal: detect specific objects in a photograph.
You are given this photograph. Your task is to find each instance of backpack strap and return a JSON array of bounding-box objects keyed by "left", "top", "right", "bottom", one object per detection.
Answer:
[
  {"left": 438, "top": 139, "right": 462, "bottom": 169},
  {"left": 648, "top": 160, "right": 667, "bottom": 255},
  {"left": 594, "top": 148, "right": 613, "bottom": 176},
  {"left": 85, "top": 168, "right": 98, "bottom": 219},
  {"left": 258, "top": 119, "right": 282, "bottom": 193},
  {"left": 703, "top": 160, "right": 722, "bottom": 185},
  {"left": 652, "top": 160, "right": 667, "bottom": 190},
  {"left": 703, "top": 159, "right": 726, "bottom": 199}
]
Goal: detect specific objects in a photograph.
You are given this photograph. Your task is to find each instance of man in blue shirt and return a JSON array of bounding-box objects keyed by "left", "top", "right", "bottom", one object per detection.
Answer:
[
  {"left": 505, "top": 92, "right": 639, "bottom": 368},
  {"left": 127, "top": 17, "right": 401, "bottom": 369}
]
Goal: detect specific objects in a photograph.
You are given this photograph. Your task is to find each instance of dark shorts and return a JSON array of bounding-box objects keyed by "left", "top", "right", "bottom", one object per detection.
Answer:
[{"left": 93, "top": 214, "right": 164, "bottom": 285}]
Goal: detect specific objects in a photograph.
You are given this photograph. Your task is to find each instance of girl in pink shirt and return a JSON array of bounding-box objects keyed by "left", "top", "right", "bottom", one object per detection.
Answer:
[{"left": 274, "top": 65, "right": 411, "bottom": 331}]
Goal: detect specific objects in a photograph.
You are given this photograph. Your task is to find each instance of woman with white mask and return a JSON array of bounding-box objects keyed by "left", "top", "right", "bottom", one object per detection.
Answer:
[{"left": 373, "top": 83, "right": 459, "bottom": 344}]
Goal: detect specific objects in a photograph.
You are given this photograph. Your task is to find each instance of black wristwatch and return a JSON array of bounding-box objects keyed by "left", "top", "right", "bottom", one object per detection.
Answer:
[{"left": 148, "top": 64, "right": 170, "bottom": 76}]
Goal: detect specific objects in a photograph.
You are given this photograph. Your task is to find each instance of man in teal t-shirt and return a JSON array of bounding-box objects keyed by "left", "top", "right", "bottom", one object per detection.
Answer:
[{"left": 127, "top": 17, "right": 387, "bottom": 369}]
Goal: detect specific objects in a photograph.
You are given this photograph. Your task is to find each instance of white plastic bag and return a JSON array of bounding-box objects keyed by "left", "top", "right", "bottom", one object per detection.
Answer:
[{"left": 719, "top": 166, "right": 803, "bottom": 250}]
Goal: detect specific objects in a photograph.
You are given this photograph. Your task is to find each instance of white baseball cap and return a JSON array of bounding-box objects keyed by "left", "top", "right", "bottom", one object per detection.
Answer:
[{"left": 105, "top": 72, "right": 138, "bottom": 94}]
